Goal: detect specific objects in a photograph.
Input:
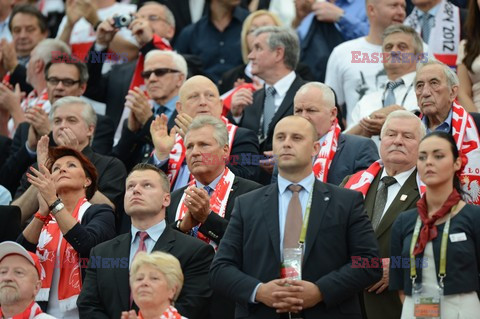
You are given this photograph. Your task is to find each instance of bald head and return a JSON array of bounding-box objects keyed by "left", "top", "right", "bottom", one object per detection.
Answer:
[{"left": 176, "top": 76, "right": 223, "bottom": 118}]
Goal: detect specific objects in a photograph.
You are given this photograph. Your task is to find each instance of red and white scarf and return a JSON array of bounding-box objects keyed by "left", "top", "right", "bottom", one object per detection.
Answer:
[
  {"left": 313, "top": 119, "right": 341, "bottom": 182},
  {"left": 167, "top": 116, "right": 237, "bottom": 188},
  {"left": 129, "top": 34, "right": 172, "bottom": 91},
  {"left": 8, "top": 89, "right": 49, "bottom": 138},
  {"left": 35, "top": 198, "right": 91, "bottom": 311},
  {"left": 138, "top": 305, "right": 182, "bottom": 319},
  {"left": 450, "top": 102, "right": 480, "bottom": 204},
  {"left": 405, "top": 0, "right": 460, "bottom": 67},
  {"left": 0, "top": 301, "right": 43, "bottom": 319},
  {"left": 175, "top": 168, "right": 235, "bottom": 249},
  {"left": 344, "top": 160, "right": 426, "bottom": 197}
]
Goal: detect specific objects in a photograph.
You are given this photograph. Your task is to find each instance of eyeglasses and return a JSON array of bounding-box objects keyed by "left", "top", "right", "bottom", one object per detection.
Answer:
[
  {"left": 145, "top": 15, "right": 170, "bottom": 24},
  {"left": 46, "top": 77, "right": 81, "bottom": 87},
  {"left": 141, "top": 68, "right": 180, "bottom": 79}
]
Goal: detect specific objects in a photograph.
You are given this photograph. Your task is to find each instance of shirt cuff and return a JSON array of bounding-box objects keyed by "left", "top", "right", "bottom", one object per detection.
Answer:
[
  {"left": 249, "top": 283, "right": 262, "bottom": 304},
  {"left": 94, "top": 42, "right": 108, "bottom": 52},
  {"left": 25, "top": 142, "right": 37, "bottom": 158},
  {"left": 152, "top": 153, "right": 168, "bottom": 166},
  {"left": 232, "top": 114, "right": 243, "bottom": 124}
]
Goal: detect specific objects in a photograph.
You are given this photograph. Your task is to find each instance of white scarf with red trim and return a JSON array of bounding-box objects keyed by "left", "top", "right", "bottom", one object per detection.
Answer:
[
  {"left": 405, "top": 0, "right": 460, "bottom": 67},
  {"left": 0, "top": 301, "right": 43, "bottom": 319},
  {"left": 138, "top": 305, "right": 182, "bottom": 319},
  {"left": 175, "top": 168, "right": 235, "bottom": 249},
  {"left": 450, "top": 102, "right": 480, "bottom": 204},
  {"left": 35, "top": 198, "right": 91, "bottom": 311},
  {"left": 313, "top": 119, "right": 341, "bottom": 182},
  {"left": 343, "top": 160, "right": 426, "bottom": 197},
  {"left": 167, "top": 116, "right": 237, "bottom": 188}
]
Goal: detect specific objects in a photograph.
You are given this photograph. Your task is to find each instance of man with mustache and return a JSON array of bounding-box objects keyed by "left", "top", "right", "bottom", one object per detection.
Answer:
[
  {"left": 0, "top": 241, "right": 55, "bottom": 318},
  {"left": 342, "top": 110, "right": 425, "bottom": 319}
]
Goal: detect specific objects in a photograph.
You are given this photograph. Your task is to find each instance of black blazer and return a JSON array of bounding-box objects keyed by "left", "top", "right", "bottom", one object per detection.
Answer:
[
  {"left": 390, "top": 204, "right": 480, "bottom": 296},
  {"left": 77, "top": 225, "right": 215, "bottom": 319},
  {"left": 167, "top": 176, "right": 261, "bottom": 244},
  {"left": 0, "top": 205, "right": 21, "bottom": 242},
  {"left": 210, "top": 180, "right": 382, "bottom": 319}
]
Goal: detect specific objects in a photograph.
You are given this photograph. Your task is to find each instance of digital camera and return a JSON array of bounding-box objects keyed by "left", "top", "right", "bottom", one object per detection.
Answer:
[{"left": 113, "top": 14, "right": 134, "bottom": 28}]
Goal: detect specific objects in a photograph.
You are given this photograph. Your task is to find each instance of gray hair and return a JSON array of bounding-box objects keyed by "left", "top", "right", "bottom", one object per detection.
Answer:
[
  {"left": 140, "top": 1, "right": 175, "bottom": 27},
  {"left": 415, "top": 59, "right": 459, "bottom": 89},
  {"left": 296, "top": 82, "right": 336, "bottom": 108},
  {"left": 186, "top": 115, "right": 228, "bottom": 147},
  {"left": 380, "top": 110, "right": 426, "bottom": 139},
  {"left": 33, "top": 39, "right": 71, "bottom": 64},
  {"left": 253, "top": 26, "right": 299, "bottom": 70},
  {"left": 144, "top": 50, "right": 188, "bottom": 79},
  {"left": 382, "top": 24, "right": 424, "bottom": 55},
  {"left": 49, "top": 96, "right": 97, "bottom": 128}
]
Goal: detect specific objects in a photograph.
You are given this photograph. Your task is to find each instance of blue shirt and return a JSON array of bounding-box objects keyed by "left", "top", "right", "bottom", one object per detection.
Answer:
[
  {"left": 153, "top": 95, "right": 178, "bottom": 121},
  {"left": 174, "top": 6, "right": 249, "bottom": 84},
  {"left": 335, "top": 0, "right": 369, "bottom": 40},
  {"left": 129, "top": 220, "right": 166, "bottom": 266},
  {"left": 422, "top": 108, "right": 453, "bottom": 133}
]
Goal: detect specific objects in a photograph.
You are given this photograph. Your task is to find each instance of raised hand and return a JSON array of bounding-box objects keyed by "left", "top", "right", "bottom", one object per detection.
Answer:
[
  {"left": 230, "top": 88, "right": 253, "bottom": 117},
  {"left": 96, "top": 17, "right": 119, "bottom": 47},
  {"left": 184, "top": 186, "right": 211, "bottom": 223},
  {"left": 150, "top": 113, "right": 176, "bottom": 160},
  {"left": 129, "top": 16, "right": 154, "bottom": 47},
  {"left": 65, "top": 0, "right": 84, "bottom": 26},
  {"left": 174, "top": 113, "right": 193, "bottom": 140},
  {"left": 36, "top": 135, "right": 50, "bottom": 168},
  {"left": 56, "top": 127, "right": 81, "bottom": 151},
  {"left": 120, "top": 310, "right": 138, "bottom": 319},
  {"left": 125, "top": 87, "right": 153, "bottom": 131},
  {"left": 27, "top": 164, "right": 57, "bottom": 207}
]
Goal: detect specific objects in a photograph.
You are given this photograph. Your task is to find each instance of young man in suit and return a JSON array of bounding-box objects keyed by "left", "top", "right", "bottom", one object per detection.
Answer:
[
  {"left": 210, "top": 115, "right": 381, "bottom": 318},
  {"left": 342, "top": 110, "right": 425, "bottom": 319},
  {"left": 77, "top": 163, "right": 214, "bottom": 319},
  {"left": 272, "top": 82, "right": 379, "bottom": 185},
  {"left": 229, "top": 26, "right": 306, "bottom": 183},
  {"left": 166, "top": 115, "right": 261, "bottom": 319}
]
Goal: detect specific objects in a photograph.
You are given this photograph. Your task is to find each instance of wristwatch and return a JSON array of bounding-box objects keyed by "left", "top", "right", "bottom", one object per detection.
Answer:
[
  {"left": 49, "top": 199, "right": 65, "bottom": 215},
  {"left": 175, "top": 219, "right": 183, "bottom": 231}
]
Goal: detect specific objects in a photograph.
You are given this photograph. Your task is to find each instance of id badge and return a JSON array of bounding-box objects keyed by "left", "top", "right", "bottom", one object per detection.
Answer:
[
  {"left": 412, "top": 282, "right": 443, "bottom": 318},
  {"left": 280, "top": 248, "right": 302, "bottom": 280}
]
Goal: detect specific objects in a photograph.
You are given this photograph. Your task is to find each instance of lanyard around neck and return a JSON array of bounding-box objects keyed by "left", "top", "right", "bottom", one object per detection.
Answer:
[
  {"left": 381, "top": 82, "right": 414, "bottom": 107},
  {"left": 298, "top": 185, "right": 314, "bottom": 247}
]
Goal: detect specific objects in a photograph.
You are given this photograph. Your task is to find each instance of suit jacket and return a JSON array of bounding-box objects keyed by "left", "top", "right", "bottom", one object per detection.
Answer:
[
  {"left": 272, "top": 133, "right": 379, "bottom": 186},
  {"left": 343, "top": 168, "right": 420, "bottom": 319},
  {"left": 167, "top": 175, "right": 261, "bottom": 319},
  {"left": 77, "top": 225, "right": 215, "bottom": 319},
  {"left": 210, "top": 180, "right": 382, "bottom": 319},
  {"left": 0, "top": 205, "right": 21, "bottom": 242}
]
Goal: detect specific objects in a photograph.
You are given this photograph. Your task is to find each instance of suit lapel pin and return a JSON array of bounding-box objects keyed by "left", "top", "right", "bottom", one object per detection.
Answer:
[{"left": 400, "top": 194, "right": 408, "bottom": 201}]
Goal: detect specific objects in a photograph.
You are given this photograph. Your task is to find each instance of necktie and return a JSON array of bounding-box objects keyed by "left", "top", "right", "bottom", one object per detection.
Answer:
[
  {"left": 130, "top": 231, "right": 149, "bottom": 306},
  {"left": 421, "top": 13, "right": 433, "bottom": 43},
  {"left": 383, "top": 79, "right": 404, "bottom": 107},
  {"left": 191, "top": 185, "right": 214, "bottom": 237},
  {"left": 284, "top": 184, "right": 303, "bottom": 249},
  {"left": 263, "top": 86, "right": 277, "bottom": 138},
  {"left": 371, "top": 176, "right": 397, "bottom": 230},
  {"left": 154, "top": 105, "right": 167, "bottom": 117}
]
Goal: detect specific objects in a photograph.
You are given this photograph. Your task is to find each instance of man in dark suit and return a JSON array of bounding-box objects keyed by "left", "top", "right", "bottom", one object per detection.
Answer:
[
  {"left": 342, "top": 110, "right": 425, "bottom": 319},
  {"left": 210, "top": 116, "right": 381, "bottom": 319},
  {"left": 166, "top": 115, "right": 261, "bottom": 319},
  {"left": 228, "top": 26, "right": 306, "bottom": 183},
  {"left": 149, "top": 75, "right": 260, "bottom": 189},
  {"left": 77, "top": 163, "right": 214, "bottom": 319},
  {"left": 272, "top": 82, "right": 379, "bottom": 185}
]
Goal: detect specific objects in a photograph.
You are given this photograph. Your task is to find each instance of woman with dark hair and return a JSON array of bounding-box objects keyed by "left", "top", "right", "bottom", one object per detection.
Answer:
[
  {"left": 17, "top": 143, "right": 116, "bottom": 318},
  {"left": 390, "top": 131, "right": 480, "bottom": 318},
  {"left": 457, "top": 0, "right": 480, "bottom": 112}
]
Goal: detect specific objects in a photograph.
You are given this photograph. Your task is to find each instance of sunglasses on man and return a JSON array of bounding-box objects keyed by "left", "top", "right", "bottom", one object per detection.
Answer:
[{"left": 141, "top": 68, "right": 180, "bottom": 79}]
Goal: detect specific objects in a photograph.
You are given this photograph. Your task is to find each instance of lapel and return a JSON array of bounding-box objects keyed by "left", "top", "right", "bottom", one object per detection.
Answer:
[
  {"left": 266, "top": 76, "right": 301, "bottom": 136},
  {"left": 327, "top": 133, "right": 345, "bottom": 180},
  {"left": 113, "top": 234, "right": 132, "bottom": 310},
  {"left": 250, "top": 90, "right": 265, "bottom": 132},
  {"left": 167, "top": 110, "right": 178, "bottom": 131},
  {"left": 364, "top": 171, "right": 383, "bottom": 219},
  {"left": 225, "top": 177, "right": 240, "bottom": 218},
  {"left": 261, "top": 184, "right": 281, "bottom": 263},
  {"left": 153, "top": 225, "right": 176, "bottom": 254},
  {"left": 376, "top": 170, "right": 420, "bottom": 238},
  {"left": 303, "top": 181, "right": 330, "bottom": 265}
]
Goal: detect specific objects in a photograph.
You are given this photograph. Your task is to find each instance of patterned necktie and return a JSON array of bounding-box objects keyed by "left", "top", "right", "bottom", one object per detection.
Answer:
[
  {"left": 262, "top": 86, "right": 277, "bottom": 138},
  {"left": 421, "top": 13, "right": 433, "bottom": 43},
  {"left": 191, "top": 185, "right": 214, "bottom": 238},
  {"left": 371, "top": 176, "right": 397, "bottom": 230},
  {"left": 130, "top": 231, "right": 149, "bottom": 306},
  {"left": 284, "top": 184, "right": 303, "bottom": 249},
  {"left": 383, "top": 79, "right": 404, "bottom": 107}
]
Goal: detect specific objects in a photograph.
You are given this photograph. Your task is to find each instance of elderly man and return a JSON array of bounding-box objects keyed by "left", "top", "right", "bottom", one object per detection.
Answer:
[
  {"left": 78, "top": 163, "right": 214, "bottom": 319},
  {"left": 150, "top": 75, "right": 260, "bottom": 189},
  {"left": 229, "top": 26, "right": 305, "bottom": 183},
  {"left": 343, "top": 110, "right": 425, "bottom": 319},
  {"left": 6, "top": 97, "right": 126, "bottom": 224},
  {"left": 211, "top": 115, "right": 381, "bottom": 318},
  {"left": 272, "top": 82, "right": 378, "bottom": 185},
  {"left": 113, "top": 50, "right": 187, "bottom": 170},
  {"left": 415, "top": 59, "right": 480, "bottom": 204},
  {"left": 346, "top": 25, "right": 422, "bottom": 143},
  {"left": 166, "top": 115, "right": 261, "bottom": 319},
  {"left": 0, "top": 241, "right": 54, "bottom": 318}
]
